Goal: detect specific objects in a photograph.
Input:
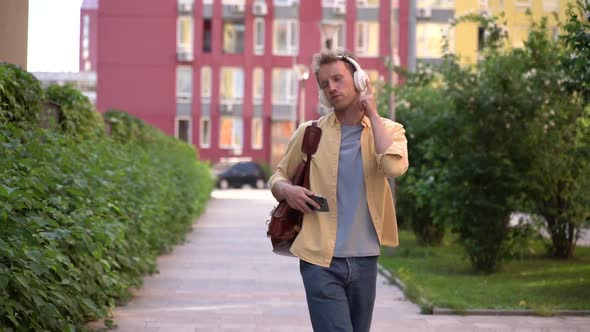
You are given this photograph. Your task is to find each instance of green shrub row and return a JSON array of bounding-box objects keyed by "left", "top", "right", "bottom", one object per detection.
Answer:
[
  {"left": 0, "top": 63, "right": 43, "bottom": 126},
  {"left": 0, "top": 64, "right": 214, "bottom": 331},
  {"left": 45, "top": 84, "right": 105, "bottom": 141}
]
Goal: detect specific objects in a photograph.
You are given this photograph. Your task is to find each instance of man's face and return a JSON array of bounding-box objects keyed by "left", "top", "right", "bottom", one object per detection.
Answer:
[{"left": 317, "top": 60, "right": 358, "bottom": 111}]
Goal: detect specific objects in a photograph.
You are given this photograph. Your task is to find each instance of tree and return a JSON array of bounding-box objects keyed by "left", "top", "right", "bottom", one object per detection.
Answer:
[
  {"left": 394, "top": 67, "right": 449, "bottom": 246},
  {"left": 523, "top": 4, "right": 590, "bottom": 258},
  {"left": 387, "top": 3, "right": 590, "bottom": 271}
]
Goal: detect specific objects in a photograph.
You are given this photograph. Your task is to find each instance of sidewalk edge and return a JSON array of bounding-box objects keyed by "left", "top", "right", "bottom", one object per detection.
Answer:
[{"left": 377, "top": 263, "right": 590, "bottom": 317}]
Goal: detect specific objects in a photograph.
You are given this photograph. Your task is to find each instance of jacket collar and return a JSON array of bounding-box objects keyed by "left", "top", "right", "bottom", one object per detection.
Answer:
[{"left": 328, "top": 111, "right": 371, "bottom": 129}]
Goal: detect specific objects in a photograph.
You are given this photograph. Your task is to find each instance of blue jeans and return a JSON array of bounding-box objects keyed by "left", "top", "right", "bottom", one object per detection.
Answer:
[{"left": 299, "top": 256, "right": 378, "bottom": 332}]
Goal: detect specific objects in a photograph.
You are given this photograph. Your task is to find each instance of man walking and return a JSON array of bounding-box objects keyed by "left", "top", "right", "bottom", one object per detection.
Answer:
[{"left": 269, "top": 50, "right": 408, "bottom": 332}]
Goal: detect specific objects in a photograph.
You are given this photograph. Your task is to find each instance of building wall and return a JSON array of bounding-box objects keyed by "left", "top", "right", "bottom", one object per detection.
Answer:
[
  {"left": 96, "top": 0, "right": 177, "bottom": 136},
  {"left": 80, "top": 4, "right": 99, "bottom": 72},
  {"left": 94, "top": 0, "right": 400, "bottom": 166},
  {"left": 398, "top": 0, "right": 410, "bottom": 71},
  {"left": 454, "top": 0, "right": 574, "bottom": 65},
  {"left": 0, "top": 0, "right": 29, "bottom": 69},
  {"left": 410, "top": 0, "right": 575, "bottom": 67}
]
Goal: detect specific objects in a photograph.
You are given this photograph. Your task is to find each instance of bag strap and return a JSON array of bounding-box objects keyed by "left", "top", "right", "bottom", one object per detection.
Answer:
[{"left": 301, "top": 121, "right": 321, "bottom": 189}]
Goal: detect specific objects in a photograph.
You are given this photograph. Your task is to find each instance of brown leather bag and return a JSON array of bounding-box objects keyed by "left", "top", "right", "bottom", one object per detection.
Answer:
[{"left": 267, "top": 121, "right": 322, "bottom": 256}]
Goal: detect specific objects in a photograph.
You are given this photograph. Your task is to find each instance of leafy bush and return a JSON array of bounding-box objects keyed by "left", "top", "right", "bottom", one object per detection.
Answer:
[
  {"left": 392, "top": 3, "right": 590, "bottom": 271},
  {"left": 104, "top": 109, "right": 168, "bottom": 146},
  {"left": 560, "top": 1, "right": 590, "bottom": 104},
  {"left": 0, "top": 123, "right": 213, "bottom": 331},
  {"left": 45, "top": 84, "right": 105, "bottom": 140},
  {"left": 524, "top": 8, "right": 590, "bottom": 258},
  {"left": 395, "top": 70, "right": 449, "bottom": 246},
  {"left": 0, "top": 66, "right": 213, "bottom": 330},
  {"left": 0, "top": 63, "right": 43, "bottom": 126}
]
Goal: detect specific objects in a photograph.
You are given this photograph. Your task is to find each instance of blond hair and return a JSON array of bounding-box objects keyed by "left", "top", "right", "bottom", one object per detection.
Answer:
[{"left": 311, "top": 50, "right": 357, "bottom": 79}]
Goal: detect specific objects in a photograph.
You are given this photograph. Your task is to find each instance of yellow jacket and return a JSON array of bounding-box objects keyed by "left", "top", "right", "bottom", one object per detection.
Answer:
[{"left": 269, "top": 111, "right": 409, "bottom": 267}]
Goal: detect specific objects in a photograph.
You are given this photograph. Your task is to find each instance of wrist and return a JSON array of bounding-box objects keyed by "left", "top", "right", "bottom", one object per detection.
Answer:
[{"left": 367, "top": 113, "right": 381, "bottom": 121}]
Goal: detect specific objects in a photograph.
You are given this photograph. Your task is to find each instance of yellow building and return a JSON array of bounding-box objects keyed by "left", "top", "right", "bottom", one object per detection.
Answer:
[
  {"left": 415, "top": 0, "right": 456, "bottom": 66},
  {"left": 416, "top": 0, "right": 575, "bottom": 66}
]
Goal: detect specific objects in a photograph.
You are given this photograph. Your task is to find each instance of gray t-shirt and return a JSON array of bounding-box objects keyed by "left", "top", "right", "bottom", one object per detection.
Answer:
[{"left": 333, "top": 124, "right": 381, "bottom": 257}]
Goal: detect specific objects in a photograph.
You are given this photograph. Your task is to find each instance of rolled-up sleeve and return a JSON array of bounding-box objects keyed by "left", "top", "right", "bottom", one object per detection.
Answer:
[
  {"left": 375, "top": 121, "right": 409, "bottom": 179},
  {"left": 268, "top": 122, "right": 308, "bottom": 190}
]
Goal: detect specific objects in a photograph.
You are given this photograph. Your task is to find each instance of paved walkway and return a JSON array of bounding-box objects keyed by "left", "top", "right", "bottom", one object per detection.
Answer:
[{"left": 91, "top": 189, "right": 590, "bottom": 332}]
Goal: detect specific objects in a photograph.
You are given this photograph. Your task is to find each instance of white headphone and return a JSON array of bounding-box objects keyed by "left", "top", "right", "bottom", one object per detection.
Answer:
[{"left": 319, "top": 55, "right": 368, "bottom": 108}]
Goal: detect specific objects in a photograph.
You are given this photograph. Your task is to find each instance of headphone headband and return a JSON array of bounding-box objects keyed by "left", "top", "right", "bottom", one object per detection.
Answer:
[{"left": 337, "top": 55, "right": 362, "bottom": 73}]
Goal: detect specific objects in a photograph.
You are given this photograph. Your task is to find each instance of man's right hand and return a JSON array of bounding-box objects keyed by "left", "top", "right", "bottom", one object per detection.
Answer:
[{"left": 272, "top": 181, "right": 320, "bottom": 214}]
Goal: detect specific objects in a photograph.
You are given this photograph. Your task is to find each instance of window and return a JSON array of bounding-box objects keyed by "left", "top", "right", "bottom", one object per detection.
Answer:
[
  {"left": 254, "top": 18, "right": 265, "bottom": 55},
  {"left": 321, "top": 22, "right": 345, "bottom": 51},
  {"left": 252, "top": 117, "right": 263, "bottom": 149},
  {"left": 201, "top": 66, "right": 211, "bottom": 102},
  {"left": 177, "top": 16, "right": 194, "bottom": 54},
  {"left": 175, "top": 116, "right": 192, "bottom": 143},
  {"left": 253, "top": 68, "right": 264, "bottom": 104},
  {"left": 272, "top": 68, "right": 297, "bottom": 105},
  {"left": 510, "top": 26, "right": 529, "bottom": 48},
  {"left": 356, "top": 0, "right": 379, "bottom": 7},
  {"left": 477, "top": 26, "right": 486, "bottom": 51},
  {"left": 416, "top": 23, "right": 453, "bottom": 58},
  {"left": 322, "top": 0, "right": 345, "bottom": 6},
  {"left": 220, "top": 67, "right": 244, "bottom": 102},
  {"left": 219, "top": 116, "right": 243, "bottom": 149},
  {"left": 543, "top": 0, "right": 560, "bottom": 12},
  {"left": 271, "top": 121, "right": 295, "bottom": 167},
  {"left": 478, "top": 0, "right": 488, "bottom": 10},
  {"left": 200, "top": 116, "right": 211, "bottom": 148},
  {"left": 176, "top": 66, "right": 193, "bottom": 102},
  {"left": 417, "top": 0, "right": 453, "bottom": 9},
  {"left": 366, "top": 70, "right": 381, "bottom": 83},
  {"left": 203, "top": 19, "right": 212, "bottom": 53},
  {"left": 356, "top": 22, "right": 379, "bottom": 56},
  {"left": 515, "top": 0, "right": 532, "bottom": 8},
  {"left": 274, "top": 0, "right": 298, "bottom": 5},
  {"left": 273, "top": 20, "right": 299, "bottom": 55},
  {"left": 82, "top": 15, "right": 90, "bottom": 62},
  {"left": 551, "top": 27, "right": 559, "bottom": 41},
  {"left": 223, "top": 20, "right": 245, "bottom": 54}
]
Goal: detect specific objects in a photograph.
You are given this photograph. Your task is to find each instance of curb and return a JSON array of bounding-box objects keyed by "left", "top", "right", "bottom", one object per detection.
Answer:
[
  {"left": 432, "top": 308, "right": 590, "bottom": 316},
  {"left": 377, "top": 264, "right": 433, "bottom": 314},
  {"left": 377, "top": 264, "right": 590, "bottom": 317},
  {"left": 377, "top": 263, "right": 406, "bottom": 290}
]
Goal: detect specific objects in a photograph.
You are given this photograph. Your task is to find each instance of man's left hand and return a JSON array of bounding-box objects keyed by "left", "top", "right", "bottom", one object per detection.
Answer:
[{"left": 360, "top": 79, "right": 378, "bottom": 118}]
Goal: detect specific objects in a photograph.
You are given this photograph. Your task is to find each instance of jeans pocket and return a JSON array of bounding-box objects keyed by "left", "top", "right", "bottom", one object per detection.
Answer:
[{"left": 299, "top": 259, "right": 310, "bottom": 274}]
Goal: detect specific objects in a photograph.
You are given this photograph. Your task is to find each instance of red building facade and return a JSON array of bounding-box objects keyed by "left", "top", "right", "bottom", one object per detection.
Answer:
[
  {"left": 87, "top": 0, "right": 407, "bottom": 166},
  {"left": 80, "top": 0, "right": 99, "bottom": 72}
]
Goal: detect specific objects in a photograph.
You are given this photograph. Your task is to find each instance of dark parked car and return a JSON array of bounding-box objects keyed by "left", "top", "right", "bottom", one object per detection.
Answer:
[{"left": 212, "top": 161, "right": 267, "bottom": 189}]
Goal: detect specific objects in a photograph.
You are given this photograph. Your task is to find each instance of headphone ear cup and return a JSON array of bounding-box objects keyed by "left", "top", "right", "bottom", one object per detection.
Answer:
[
  {"left": 354, "top": 70, "right": 368, "bottom": 92},
  {"left": 319, "top": 91, "right": 332, "bottom": 108}
]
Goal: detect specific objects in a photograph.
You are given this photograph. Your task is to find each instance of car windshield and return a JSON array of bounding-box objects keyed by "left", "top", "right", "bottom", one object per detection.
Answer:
[{"left": 212, "top": 162, "right": 234, "bottom": 172}]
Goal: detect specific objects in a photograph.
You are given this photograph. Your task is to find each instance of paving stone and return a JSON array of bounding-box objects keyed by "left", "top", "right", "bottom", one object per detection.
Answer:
[{"left": 87, "top": 189, "right": 590, "bottom": 332}]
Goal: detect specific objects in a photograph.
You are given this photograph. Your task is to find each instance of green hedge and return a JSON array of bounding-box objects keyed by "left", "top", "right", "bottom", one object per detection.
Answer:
[
  {"left": 0, "top": 63, "right": 43, "bottom": 126},
  {"left": 45, "top": 84, "right": 105, "bottom": 141},
  {"left": 0, "top": 65, "right": 214, "bottom": 331}
]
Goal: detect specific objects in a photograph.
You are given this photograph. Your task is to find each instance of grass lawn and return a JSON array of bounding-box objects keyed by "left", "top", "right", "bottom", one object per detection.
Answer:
[{"left": 379, "top": 230, "right": 590, "bottom": 315}]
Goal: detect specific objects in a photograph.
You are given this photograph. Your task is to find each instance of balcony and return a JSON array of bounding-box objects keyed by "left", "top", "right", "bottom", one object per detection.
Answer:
[
  {"left": 177, "top": 49, "right": 194, "bottom": 62},
  {"left": 178, "top": 0, "right": 194, "bottom": 15}
]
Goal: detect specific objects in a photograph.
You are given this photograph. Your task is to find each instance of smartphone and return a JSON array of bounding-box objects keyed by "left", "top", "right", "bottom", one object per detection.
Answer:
[{"left": 307, "top": 195, "right": 329, "bottom": 212}]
